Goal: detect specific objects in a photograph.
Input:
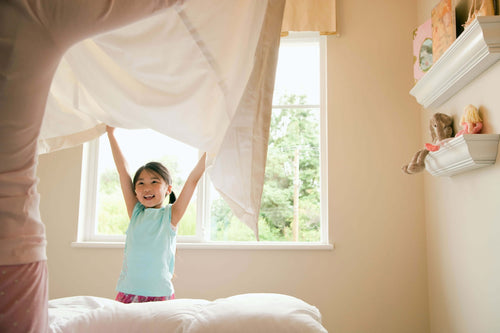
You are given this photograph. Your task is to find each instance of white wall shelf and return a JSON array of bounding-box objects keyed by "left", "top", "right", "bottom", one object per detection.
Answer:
[
  {"left": 425, "top": 134, "right": 500, "bottom": 177},
  {"left": 410, "top": 16, "right": 500, "bottom": 109}
]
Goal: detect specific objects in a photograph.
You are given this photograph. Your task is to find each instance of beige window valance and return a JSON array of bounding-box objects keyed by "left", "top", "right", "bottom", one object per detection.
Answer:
[{"left": 281, "top": 0, "right": 336, "bottom": 35}]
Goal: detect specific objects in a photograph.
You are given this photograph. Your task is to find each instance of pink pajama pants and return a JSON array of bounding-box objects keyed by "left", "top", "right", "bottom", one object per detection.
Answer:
[
  {"left": 0, "top": 261, "right": 48, "bottom": 333},
  {"left": 115, "top": 292, "right": 175, "bottom": 304}
]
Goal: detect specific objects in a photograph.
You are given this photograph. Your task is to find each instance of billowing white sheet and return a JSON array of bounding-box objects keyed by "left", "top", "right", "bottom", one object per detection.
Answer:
[
  {"left": 48, "top": 293, "right": 327, "bottom": 333},
  {"left": 41, "top": 0, "right": 285, "bottom": 238}
]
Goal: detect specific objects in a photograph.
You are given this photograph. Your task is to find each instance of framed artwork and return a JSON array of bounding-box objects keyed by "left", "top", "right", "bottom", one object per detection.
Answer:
[
  {"left": 455, "top": 0, "right": 495, "bottom": 36},
  {"left": 431, "top": 0, "right": 456, "bottom": 62},
  {"left": 413, "top": 19, "right": 433, "bottom": 83}
]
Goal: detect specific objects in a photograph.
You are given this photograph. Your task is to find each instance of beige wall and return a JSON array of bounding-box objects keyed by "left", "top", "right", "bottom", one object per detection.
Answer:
[
  {"left": 38, "top": 1, "right": 430, "bottom": 332},
  {"left": 416, "top": 1, "right": 500, "bottom": 332},
  {"left": 424, "top": 62, "right": 500, "bottom": 333}
]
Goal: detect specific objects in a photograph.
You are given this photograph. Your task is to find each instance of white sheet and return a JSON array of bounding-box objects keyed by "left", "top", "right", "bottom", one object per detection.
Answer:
[
  {"left": 48, "top": 293, "right": 327, "bottom": 333},
  {"left": 40, "top": 0, "right": 285, "bottom": 238}
]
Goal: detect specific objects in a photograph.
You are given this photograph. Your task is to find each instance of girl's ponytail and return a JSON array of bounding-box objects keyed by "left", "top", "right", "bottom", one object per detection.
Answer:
[{"left": 169, "top": 191, "right": 176, "bottom": 204}]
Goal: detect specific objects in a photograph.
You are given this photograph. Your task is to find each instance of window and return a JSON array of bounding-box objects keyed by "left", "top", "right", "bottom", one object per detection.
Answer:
[{"left": 77, "top": 33, "right": 329, "bottom": 248}]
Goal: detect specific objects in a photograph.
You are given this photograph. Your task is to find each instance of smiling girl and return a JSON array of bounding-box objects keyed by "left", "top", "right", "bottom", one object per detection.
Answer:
[{"left": 106, "top": 126, "right": 206, "bottom": 303}]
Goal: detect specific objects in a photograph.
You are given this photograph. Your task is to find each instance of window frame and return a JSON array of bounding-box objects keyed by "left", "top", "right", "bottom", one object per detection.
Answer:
[{"left": 75, "top": 33, "right": 332, "bottom": 250}]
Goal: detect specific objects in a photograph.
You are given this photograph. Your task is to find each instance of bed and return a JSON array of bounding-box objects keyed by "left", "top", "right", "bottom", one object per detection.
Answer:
[{"left": 48, "top": 293, "right": 328, "bottom": 332}]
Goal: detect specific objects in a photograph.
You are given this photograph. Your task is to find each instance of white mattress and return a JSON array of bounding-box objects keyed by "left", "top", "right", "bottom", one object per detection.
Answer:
[{"left": 49, "top": 293, "right": 328, "bottom": 333}]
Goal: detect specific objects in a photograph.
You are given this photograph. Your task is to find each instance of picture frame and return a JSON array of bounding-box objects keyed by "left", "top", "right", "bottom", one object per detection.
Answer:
[
  {"left": 455, "top": 0, "right": 496, "bottom": 36},
  {"left": 413, "top": 19, "right": 433, "bottom": 83},
  {"left": 431, "top": 0, "right": 456, "bottom": 62}
]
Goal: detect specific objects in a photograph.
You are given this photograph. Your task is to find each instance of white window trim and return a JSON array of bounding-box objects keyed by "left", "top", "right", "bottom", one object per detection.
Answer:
[
  {"left": 319, "top": 34, "right": 330, "bottom": 246},
  {"left": 75, "top": 34, "right": 332, "bottom": 250},
  {"left": 71, "top": 241, "right": 333, "bottom": 250},
  {"left": 77, "top": 138, "right": 99, "bottom": 243}
]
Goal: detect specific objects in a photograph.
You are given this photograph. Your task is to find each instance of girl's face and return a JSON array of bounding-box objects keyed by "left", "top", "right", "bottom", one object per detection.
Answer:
[{"left": 134, "top": 169, "right": 171, "bottom": 208}]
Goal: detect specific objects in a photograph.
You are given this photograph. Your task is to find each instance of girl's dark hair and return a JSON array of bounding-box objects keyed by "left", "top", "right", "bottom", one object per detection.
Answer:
[{"left": 133, "top": 162, "right": 176, "bottom": 204}]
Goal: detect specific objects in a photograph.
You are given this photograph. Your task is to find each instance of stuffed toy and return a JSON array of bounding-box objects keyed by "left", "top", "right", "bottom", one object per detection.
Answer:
[
  {"left": 455, "top": 104, "right": 483, "bottom": 137},
  {"left": 402, "top": 113, "right": 453, "bottom": 174}
]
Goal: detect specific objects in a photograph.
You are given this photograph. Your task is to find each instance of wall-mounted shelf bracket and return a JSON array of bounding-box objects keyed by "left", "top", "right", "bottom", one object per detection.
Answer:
[
  {"left": 410, "top": 16, "right": 500, "bottom": 109},
  {"left": 425, "top": 134, "right": 500, "bottom": 176}
]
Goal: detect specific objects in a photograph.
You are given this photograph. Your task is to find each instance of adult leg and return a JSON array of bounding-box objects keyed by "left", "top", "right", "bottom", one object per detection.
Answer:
[{"left": 0, "top": 261, "right": 48, "bottom": 333}]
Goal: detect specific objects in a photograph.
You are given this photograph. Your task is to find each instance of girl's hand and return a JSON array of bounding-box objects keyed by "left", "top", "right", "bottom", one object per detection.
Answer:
[{"left": 106, "top": 125, "right": 115, "bottom": 135}]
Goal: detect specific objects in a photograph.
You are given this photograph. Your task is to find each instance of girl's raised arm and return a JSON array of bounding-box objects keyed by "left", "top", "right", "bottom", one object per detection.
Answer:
[
  {"left": 106, "top": 126, "right": 137, "bottom": 218},
  {"left": 171, "top": 152, "right": 207, "bottom": 227}
]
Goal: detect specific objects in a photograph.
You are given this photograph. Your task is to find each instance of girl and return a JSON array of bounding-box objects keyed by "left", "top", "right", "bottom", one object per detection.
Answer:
[{"left": 106, "top": 126, "right": 206, "bottom": 303}]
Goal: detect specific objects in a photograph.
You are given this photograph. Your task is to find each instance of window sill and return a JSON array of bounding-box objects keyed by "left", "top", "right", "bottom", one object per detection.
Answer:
[{"left": 71, "top": 241, "right": 334, "bottom": 251}]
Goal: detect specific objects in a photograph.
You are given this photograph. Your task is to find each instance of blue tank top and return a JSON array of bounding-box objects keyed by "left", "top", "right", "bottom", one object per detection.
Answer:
[{"left": 116, "top": 202, "right": 176, "bottom": 296}]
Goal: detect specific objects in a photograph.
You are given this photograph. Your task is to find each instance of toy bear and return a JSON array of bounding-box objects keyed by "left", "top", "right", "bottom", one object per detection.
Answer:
[{"left": 402, "top": 113, "right": 453, "bottom": 174}]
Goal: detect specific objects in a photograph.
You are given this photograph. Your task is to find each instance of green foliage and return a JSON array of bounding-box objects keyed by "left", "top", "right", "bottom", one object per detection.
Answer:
[
  {"left": 209, "top": 197, "right": 320, "bottom": 242},
  {"left": 210, "top": 93, "right": 321, "bottom": 241},
  {"left": 210, "top": 196, "right": 234, "bottom": 240},
  {"left": 177, "top": 202, "right": 196, "bottom": 236},
  {"left": 259, "top": 93, "right": 321, "bottom": 238},
  {"left": 97, "top": 170, "right": 129, "bottom": 234}
]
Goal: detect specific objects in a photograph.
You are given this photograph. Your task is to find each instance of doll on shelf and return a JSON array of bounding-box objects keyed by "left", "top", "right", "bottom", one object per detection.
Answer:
[{"left": 455, "top": 104, "right": 483, "bottom": 137}]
